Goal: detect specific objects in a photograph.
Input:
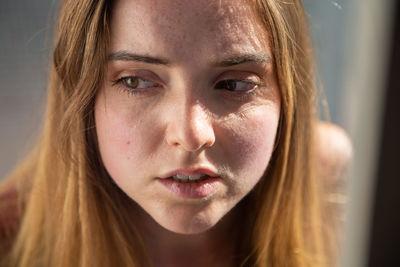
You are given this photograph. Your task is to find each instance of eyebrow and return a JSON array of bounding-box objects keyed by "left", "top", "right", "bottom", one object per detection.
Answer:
[
  {"left": 108, "top": 51, "right": 271, "bottom": 67},
  {"left": 108, "top": 51, "right": 170, "bottom": 65},
  {"left": 216, "top": 54, "right": 272, "bottom": 67}
]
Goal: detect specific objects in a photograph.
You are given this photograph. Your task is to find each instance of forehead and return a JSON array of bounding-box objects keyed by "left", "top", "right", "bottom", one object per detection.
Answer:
[{"left": 110, "top": 0, "right": 270, "bottom": 62}]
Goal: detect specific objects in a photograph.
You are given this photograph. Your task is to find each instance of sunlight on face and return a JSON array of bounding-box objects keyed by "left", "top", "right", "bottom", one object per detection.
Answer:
[{"left": 95, "top": 0, "right": 281, "bottom": 234}]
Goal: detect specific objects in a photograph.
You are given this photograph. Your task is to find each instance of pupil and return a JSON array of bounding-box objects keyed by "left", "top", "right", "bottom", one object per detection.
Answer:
[
  {"left": 126, "top": 77, "right": 138, "bottom": 88},
  {"left": 226, "top": 80, "right": 236, "bottom": 91},
  {"left": 216, "top": 80, "right": 236, "bottom": 91}
]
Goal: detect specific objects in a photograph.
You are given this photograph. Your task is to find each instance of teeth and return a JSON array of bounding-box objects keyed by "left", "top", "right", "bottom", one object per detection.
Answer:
[{"left": 172, "top": 174, "right": 207, "bottom": 182}]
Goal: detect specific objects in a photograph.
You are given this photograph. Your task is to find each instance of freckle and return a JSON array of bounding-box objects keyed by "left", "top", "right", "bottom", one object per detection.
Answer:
[
  {"left": 127, "top": 141, "right": 131, "bottom": 145},
  {"left": 127, "top": 156, "right": 131, "bottom": 160}
]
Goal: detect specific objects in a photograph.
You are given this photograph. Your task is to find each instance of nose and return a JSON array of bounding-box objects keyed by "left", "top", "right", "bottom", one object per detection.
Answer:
[{"left": 165, "top": 99, "right": 215, "bottom": 152}]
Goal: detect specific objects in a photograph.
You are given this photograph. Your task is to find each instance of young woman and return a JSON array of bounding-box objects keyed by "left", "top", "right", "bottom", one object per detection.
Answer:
[{"left": 0, "top": 0, "right": 351, "bottom": 266}]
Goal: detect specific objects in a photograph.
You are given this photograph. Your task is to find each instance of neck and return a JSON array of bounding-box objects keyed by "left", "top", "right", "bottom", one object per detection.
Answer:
[{"left": 131, "top": 203, "right": 246, "bottom": 267}]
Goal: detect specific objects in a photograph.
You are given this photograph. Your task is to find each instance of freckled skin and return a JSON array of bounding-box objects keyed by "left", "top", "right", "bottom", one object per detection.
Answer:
[{"left": 95, "top": 0, "right": 281, "bottom": 236}]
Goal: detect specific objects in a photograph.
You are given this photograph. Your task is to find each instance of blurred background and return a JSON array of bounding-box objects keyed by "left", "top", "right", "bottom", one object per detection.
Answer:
[
  {"left": 0, "top": 0, "right": 399, "bottom": 266},
  {"left": 0, "top": 0, "right": 58, "bottom": 178}
]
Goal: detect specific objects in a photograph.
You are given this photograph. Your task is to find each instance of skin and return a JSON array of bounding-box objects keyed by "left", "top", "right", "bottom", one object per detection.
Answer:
[
  {"left": 95, "top": 0, "right": 280, "bottom": 265},
  {"left": 315, "top": 121, "right": 353, "bottom": 188}
]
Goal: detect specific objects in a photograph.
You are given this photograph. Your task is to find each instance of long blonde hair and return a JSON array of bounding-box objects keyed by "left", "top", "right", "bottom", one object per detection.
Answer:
[{"left": 1, "top": 0, "right": 332, "bottom": 266}]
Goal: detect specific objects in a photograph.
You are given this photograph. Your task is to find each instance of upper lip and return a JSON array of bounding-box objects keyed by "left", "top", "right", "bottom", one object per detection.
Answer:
[{"left": 159, "top": 167, "right": 219, "bottom": 179}]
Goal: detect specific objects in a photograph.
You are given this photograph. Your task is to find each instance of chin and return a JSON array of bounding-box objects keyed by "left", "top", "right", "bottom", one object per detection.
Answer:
[
  {"left": 151, "top": 203, "right": 223, "bottom": 235},
  {"left": 160, "top": 216, "right": 216, "bottom": 235}
]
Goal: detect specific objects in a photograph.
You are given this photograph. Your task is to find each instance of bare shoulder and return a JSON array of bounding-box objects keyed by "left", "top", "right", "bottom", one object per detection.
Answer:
[{"left": 314, "top": 121, "right": 353, "bottom": 188}]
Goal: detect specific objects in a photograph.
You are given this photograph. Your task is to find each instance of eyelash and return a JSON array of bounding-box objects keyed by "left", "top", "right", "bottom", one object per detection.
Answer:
[
  {"left": 216, "top": 79, "right": 265, "bottom": 103},
  {"left": 112, "top": 76, "right": 261, "bottom": 99},
  {"left": 112, "top": 76, "right": 160, "bottom": 96},
  {"left": 215, "top": 79, "right": 260, "bottom": 90}
]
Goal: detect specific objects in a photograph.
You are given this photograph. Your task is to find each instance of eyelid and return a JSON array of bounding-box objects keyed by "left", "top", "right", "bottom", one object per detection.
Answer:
[
  {"left": 112, "top": 76, "right": 162, "bottom": 91},
  {"left": 110, "top": 72, "right": 163, "bottom": 98},
  {"left": 215, "top": 79, "right": 260, "bottom": 92},
  {"left": 215, "top": 70, "right": 263, "bottom": 84},
  {"left": 110, "top": 69, "right": 164, "bottom": 85},
  {"left": 112, "top": 76, "right": 154, "bottom": 86},
  {"left": 214, "top": 75, "right": 263, "bottom": 92}
]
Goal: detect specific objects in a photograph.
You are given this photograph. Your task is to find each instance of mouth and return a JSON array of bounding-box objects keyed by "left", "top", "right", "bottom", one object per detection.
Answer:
[
  {"left": 169, "top": 173, "right": 212, "bottom": 183},
  {"left": 157, "top": 168, "right": 221, "bottom": 199}
]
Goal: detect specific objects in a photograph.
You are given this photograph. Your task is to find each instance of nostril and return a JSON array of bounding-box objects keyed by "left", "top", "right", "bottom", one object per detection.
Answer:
[
  {"left": 166, "top": 121, "right": 215, "bottom": 152},
  {"left": 164, "top": 99, "right": 215, "bottom": 152}
]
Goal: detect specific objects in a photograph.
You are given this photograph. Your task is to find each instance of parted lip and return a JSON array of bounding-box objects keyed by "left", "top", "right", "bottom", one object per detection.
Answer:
[{"left": 158, "top": 167, "right": 219, "bottom": 179}]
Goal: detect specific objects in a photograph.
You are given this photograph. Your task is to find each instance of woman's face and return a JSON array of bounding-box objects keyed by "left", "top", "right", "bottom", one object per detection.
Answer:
[{"left": 95, "top": 0, "right": 281, "bottom": 234}]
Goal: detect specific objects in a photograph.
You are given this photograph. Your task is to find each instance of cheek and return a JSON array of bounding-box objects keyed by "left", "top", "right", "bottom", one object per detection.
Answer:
[
  {"left": 94, "top": 96, "right": 151, "bottom": 184},
  {"left": 220, "top": 105, "right": 280, "bottom": 184}
]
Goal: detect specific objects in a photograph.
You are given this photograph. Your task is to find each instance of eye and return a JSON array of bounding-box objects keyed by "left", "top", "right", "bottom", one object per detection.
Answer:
[
  {"left": 215, "top": 79, "right": 258, "bottom": 92},
  {"left": 115, "top": 76, "right": 159, "bottom": 90}
]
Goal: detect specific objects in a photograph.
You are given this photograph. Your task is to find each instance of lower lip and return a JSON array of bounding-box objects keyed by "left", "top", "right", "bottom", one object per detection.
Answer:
[{"left": 157, "top": 177, "right": 220, "bottom": 199}]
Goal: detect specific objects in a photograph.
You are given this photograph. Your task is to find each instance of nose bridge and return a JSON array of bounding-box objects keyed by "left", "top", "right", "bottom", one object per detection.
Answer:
[{"left": 166, "top": 91, "right": 215, "bottom": 152}]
